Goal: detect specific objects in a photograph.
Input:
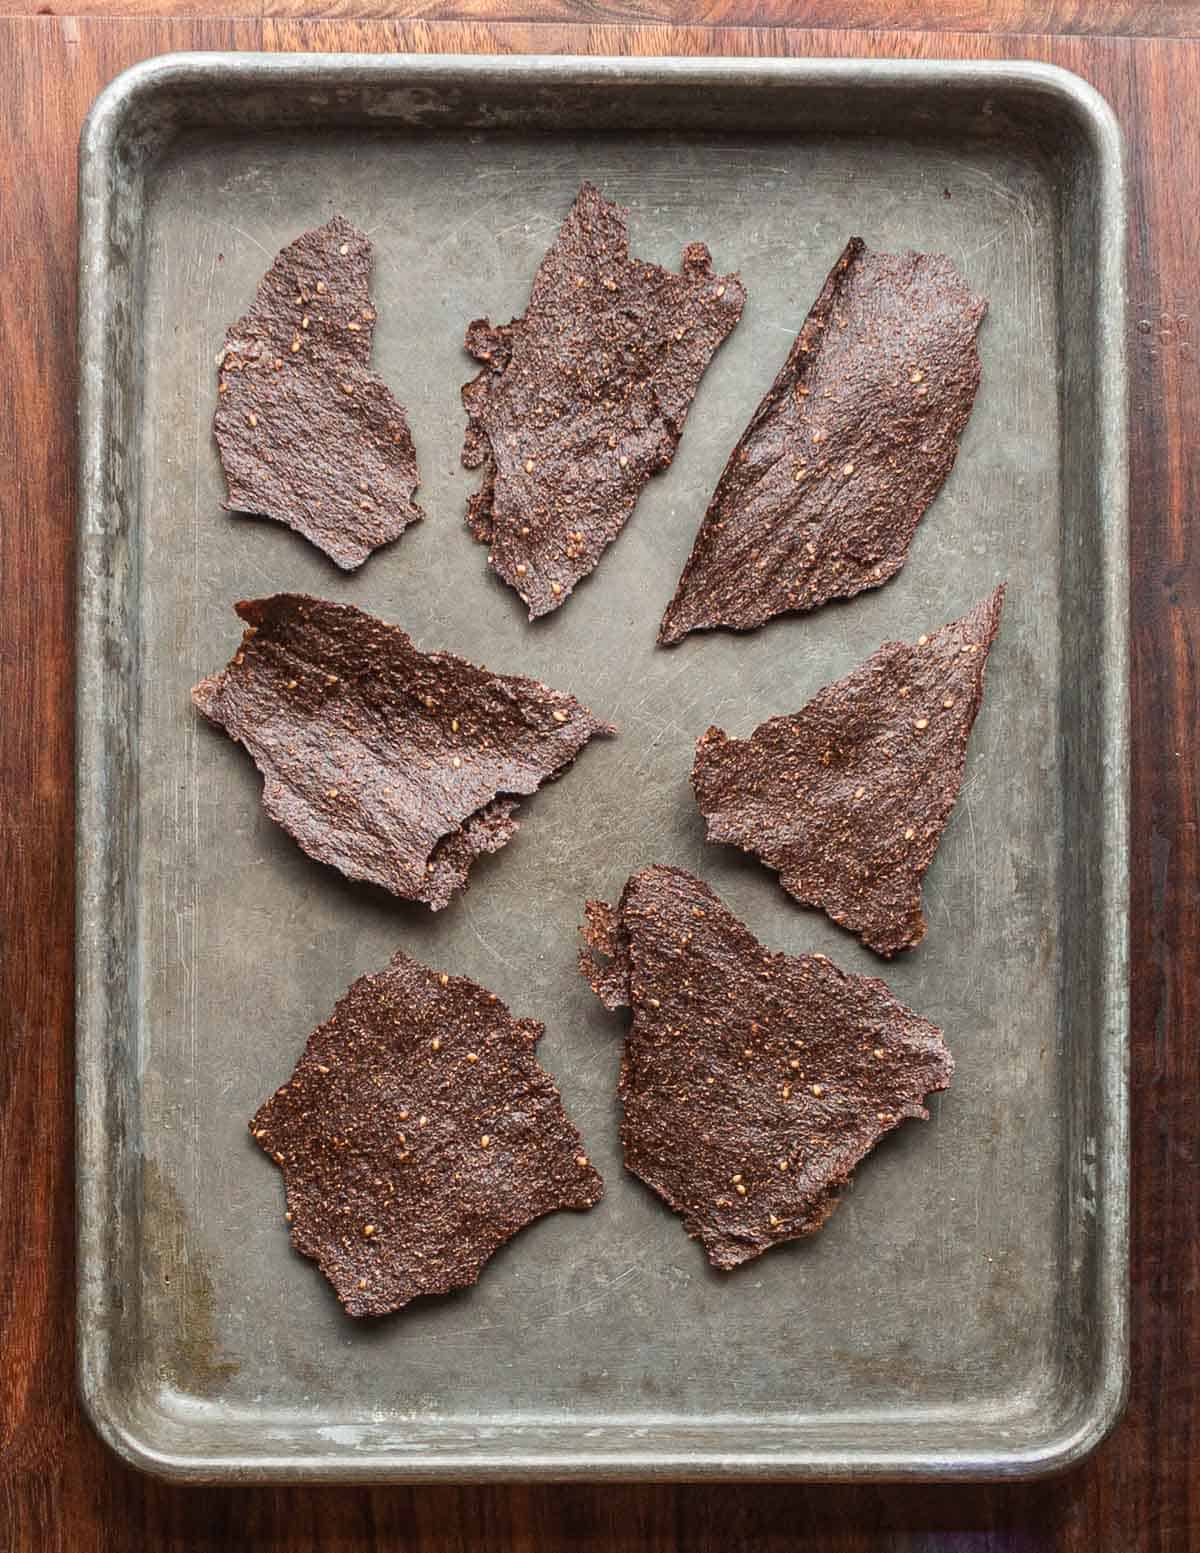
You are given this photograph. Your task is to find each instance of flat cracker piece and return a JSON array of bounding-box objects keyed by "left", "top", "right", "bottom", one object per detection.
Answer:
[
  {"left": 691, "top": 587, "right": 1005, "bottom": 956},
  {"left": 193, "top": 594, "right": 612, "bottom": 908},
  {"left": 252, "top": 948, "right": 604, "bottom": 1316},
  {"left": 462, "top": 182, "right": 746, "bottom": 618},
  {"left": 214, "top": 216, "right": 422, "bottom": 569},
  {"left": 579, "top": 865, "right": 952, "bottom": 1270},
  {"left": 659, "top": 239, "right": 986, "bottom": 644}
]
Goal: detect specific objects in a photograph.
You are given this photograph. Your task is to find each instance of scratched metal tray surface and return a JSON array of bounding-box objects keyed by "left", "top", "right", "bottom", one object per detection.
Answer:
[{"left": 76, "top": 53, "right": 1128, "bottom": 1483}]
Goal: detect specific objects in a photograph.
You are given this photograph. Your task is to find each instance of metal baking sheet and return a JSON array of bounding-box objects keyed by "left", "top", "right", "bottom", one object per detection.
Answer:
[{"left": 76, "top": 53, "right": 1128, "bottom": 1483}]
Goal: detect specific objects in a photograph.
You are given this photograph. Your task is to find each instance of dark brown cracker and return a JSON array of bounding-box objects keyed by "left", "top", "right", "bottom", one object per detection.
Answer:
[
  {"left": 251, "top": 948, "right": 604, "bottom": 1317},
  {"left": 579, "top": 865, "right": 952, "bottom": 1270},
  {"left": 691, "top": 587, "right": 1005, "bottom": 958},
  {"left": 193, "top": 594, "right": 613, "bottom": 908},
  {"left": 214, "top": 216, "right": 422, "bottom": 570},
  {"left": 461, "top": 182, "right": 746, "bottom": 619},
  {"left": 659, "top": 239, "right": 986, "bottom": 644}
]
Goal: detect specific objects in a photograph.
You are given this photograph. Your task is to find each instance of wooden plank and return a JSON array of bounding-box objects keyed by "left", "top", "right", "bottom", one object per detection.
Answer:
[
  {"left": 0, "top": 24, "right": 263, "bottom": 1551},
  {"left": 0, "top": 15, "right": 1195, "bottom": 1552},
  {"left": 1120, "top": 36, "right": 1200, "bottom": 1553},
  {"left": 2, "top": 0, "right": 1199, "bottom": 40},
  {"left": 263, "top": 15, "right": 1086, "bottom": 52}
]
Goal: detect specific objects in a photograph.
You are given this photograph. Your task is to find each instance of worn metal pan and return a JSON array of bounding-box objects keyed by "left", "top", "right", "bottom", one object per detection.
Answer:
[{"left": 77, "top": 52, "right": 1128, "bottom": 1482}]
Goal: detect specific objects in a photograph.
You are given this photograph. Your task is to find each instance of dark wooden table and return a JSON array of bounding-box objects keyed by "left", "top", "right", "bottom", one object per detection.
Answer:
[{"left": 2, "top": 5, "right": 1195, "bottom": 1548}]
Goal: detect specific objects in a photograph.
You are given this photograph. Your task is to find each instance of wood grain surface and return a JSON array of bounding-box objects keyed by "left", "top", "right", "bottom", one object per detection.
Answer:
[
  {"left": 1, "top": 12, "right": 1195, "bottom": 1551},
  {"left": 6, "top": 0, "right": 1200, "bottom": 35}
]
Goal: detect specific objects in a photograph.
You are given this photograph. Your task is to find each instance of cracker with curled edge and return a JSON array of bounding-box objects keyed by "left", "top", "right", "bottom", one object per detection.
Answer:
[
  {"left": 462, "top": 182, "right": 746, "bottom": 618},
  {"left": 659, "top": 238, "right": 986, "bottom": 644},
  {"left": 193, "top": 594, "right": 613, "bottom": 908},
  {"left": 580, "top": 865, "right": 952, "bottom": 1270}
]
